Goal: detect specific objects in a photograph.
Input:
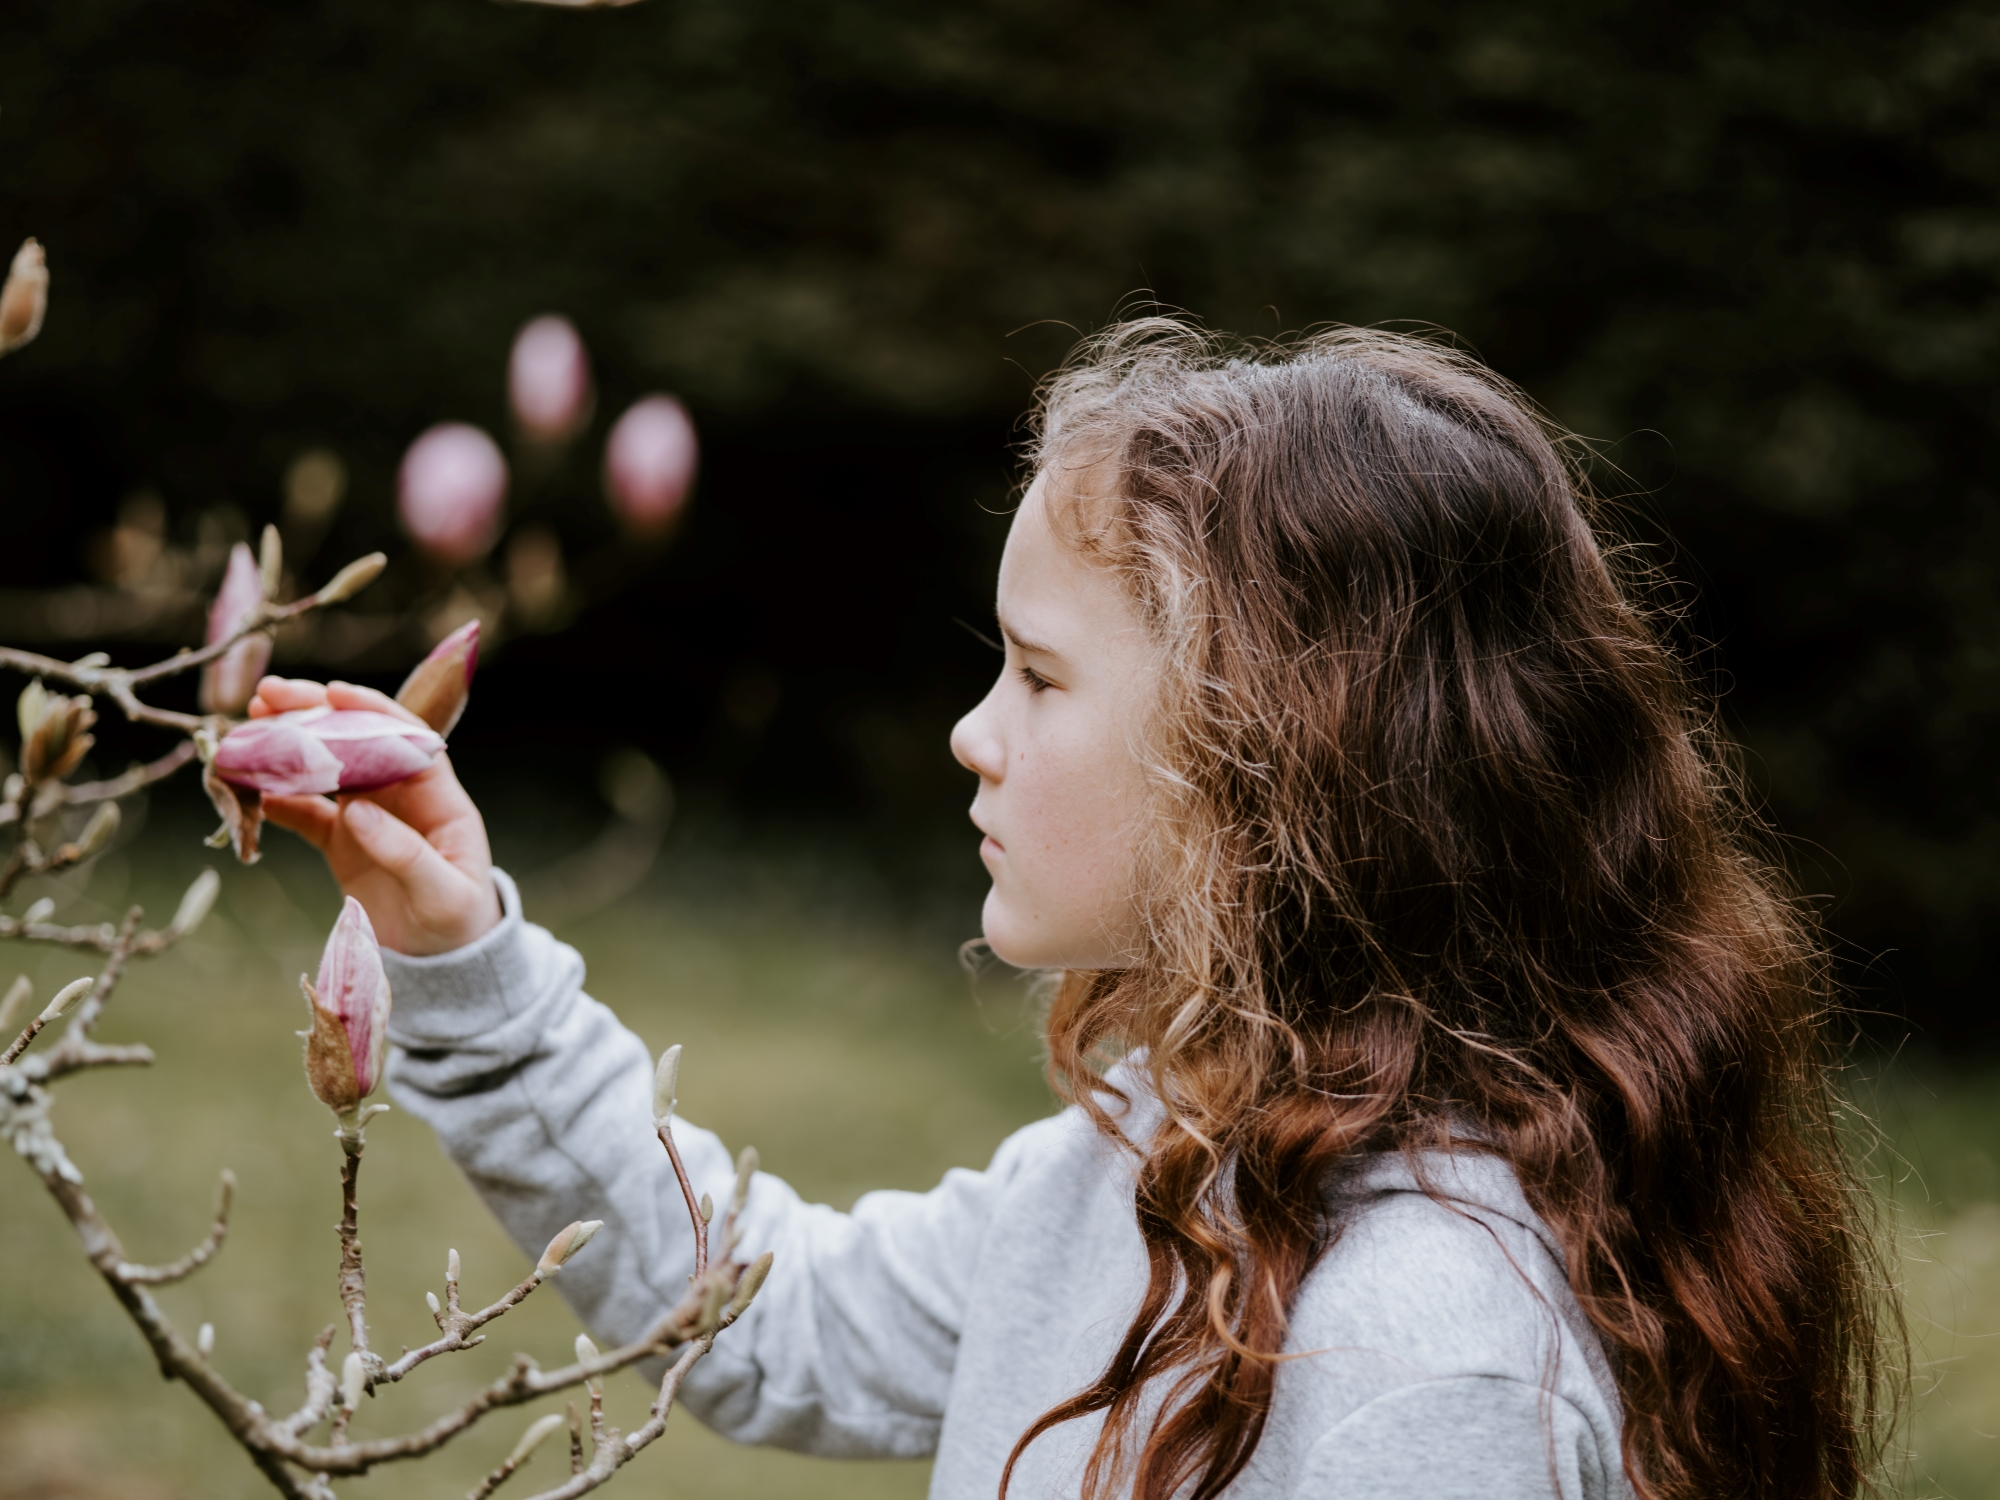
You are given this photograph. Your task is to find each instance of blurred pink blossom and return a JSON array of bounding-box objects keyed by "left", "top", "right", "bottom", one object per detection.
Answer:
[
  {"left": 214, "top": 707, "right": 444, "bottom": 797},
  {"left": 398, "top": 423, "right": 507, "bottom": 565},
  {"left": 604, "top": 395, "right": 697, "bottom": 533},
  {"left": 509, "top": 315, "right": 593, "bottom": 443},
  {"left": 199, "top": 542, "right": 271, "bottom": 715},
  {"left": 303, "top": 895, "right": 391, "bottom": 1113}
]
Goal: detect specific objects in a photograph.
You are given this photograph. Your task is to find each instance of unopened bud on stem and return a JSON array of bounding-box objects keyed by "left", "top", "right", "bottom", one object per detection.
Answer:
[
  {"left": 732, "top": 1146, "right": 758, "bottom": 1215},
  {"left": 172, "top": 870, "right": 221, "bottom": 936},
  {"left": 425, "top": 1290, "right": 441, "bottom": 1316},
  {"left": 574, "top": 1332, "right": 601, "bottom": 1396},
  {"left": 71, "top": 801, "right": 119, "bottom": 859},
  {"left": 22, "top": 899, "right": 52, "bottom": 926},
  {"left": 301, "top": 897, "right": 391, "bottom": 1114},
  {"left": 653, "top": 1044, "right": 680, "bottom": 1127},
  {"left": 726, "top": 1251, "right": 774, "bottom": 1320},
  {"left": 315, "top": 553, "right": 387, "bottom": 606},
  {"left": 506, "top": 1412, "right": 566, "bottom": 1468},
  {"left": 17, "top": 681, "right": 96, "bottom": 783},
  {"left": 0, "top": 975, "right": 29, "bottom": 1031},
  {"left": 197, "top": 1322, "right": 215, "bottom": 1357},
  {"left": 258, "top": 525, "right": 283, "bottom": 601},
  {"left": 199, "top": 543, "right": 272, "bottom": 715},
  {"left": 39, "top": 976, "right": 94, "bottom": 1023},
  {"left": 535, "top": 1219, "right": 602, "bottom": 1279},
  {"left": 339, "top": 1350, "right": 367, "bottom": 1410},
  {"left": 699, "top": 1192, "right": 713, "bottom": 1225}
]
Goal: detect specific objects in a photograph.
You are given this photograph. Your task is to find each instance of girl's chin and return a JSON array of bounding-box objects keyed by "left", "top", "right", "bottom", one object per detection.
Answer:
[{"left": 978, "top": 893, "right": 1042, "bottom": 969}]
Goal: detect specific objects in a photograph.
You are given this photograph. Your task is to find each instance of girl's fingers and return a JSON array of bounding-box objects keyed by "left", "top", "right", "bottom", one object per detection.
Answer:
[
  {"left": 249, "top": 677, "right": 332, "bottom": 717},
  {"left": 340, "top": 798, "right": 467, "bottom": 911},
  {"left": 325, "top": 680, "right": 431, "bottom": 728},
  {"left": 261, "top": 793, "right": 343, "bottom": 851}
]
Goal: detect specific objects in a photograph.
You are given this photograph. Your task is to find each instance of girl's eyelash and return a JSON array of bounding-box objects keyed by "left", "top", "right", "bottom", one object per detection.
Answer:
[{"left": 1018, "top": 665, "right": 1053, "bottom": 694}]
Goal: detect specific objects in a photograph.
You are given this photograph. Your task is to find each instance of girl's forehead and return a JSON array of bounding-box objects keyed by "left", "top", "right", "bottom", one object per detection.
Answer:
[{"left": 999, "top": 478, "right": 1144, "bottom": 660}]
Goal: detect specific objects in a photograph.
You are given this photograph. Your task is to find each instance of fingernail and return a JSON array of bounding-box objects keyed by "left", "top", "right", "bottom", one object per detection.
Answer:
[{"left": 344, "top": 799, "right": 383, "bottom": 829}]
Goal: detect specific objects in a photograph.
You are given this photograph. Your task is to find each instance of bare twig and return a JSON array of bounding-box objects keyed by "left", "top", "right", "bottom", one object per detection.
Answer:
[
  {"left": 0, "top": 740, "right": 200, "bottom": 827},
  {"left": 335, "top": 1133, "right": 373, "bottom": 1363},
  {"left": 279, "top": 1327, "right": 341, "bottom": 1438},
  {"left": 121, "top": 1169, "right": 235, "bottom": 1284},
  {"left": 380, "top": 1266, "right": 542, "bottom": 1383},
  {"left": 0, "top": 1011, "right": 48, "bottom": 1065},
  {"left": 656, "top": 1123, "right": 708, "bottom": 1280},
  {"left": 0, "top": 558, "right": 383, "bottom": 738}
]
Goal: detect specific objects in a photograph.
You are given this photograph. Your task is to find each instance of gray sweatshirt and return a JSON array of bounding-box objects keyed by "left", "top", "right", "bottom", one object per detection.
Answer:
[{"left": 384, "top": 873, "right": 1631, "bottom": 1500}]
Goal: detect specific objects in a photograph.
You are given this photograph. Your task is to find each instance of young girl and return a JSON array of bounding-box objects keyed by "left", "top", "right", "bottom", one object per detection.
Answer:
[{"left": 251, "top": 321, "right": 1891, "bottom": 1500}]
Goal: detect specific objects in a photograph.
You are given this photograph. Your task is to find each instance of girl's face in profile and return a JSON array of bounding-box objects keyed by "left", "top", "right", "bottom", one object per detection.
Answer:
[{"left": 950, "top": 471, "right": 1157, "bottom": 971}]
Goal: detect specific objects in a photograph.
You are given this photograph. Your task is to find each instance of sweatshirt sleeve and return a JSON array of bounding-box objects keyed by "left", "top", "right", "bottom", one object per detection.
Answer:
[
  {"left": 1295, "top": 1377, "right": 1612, "bottom": 1500},
  {"left": 383, "top": 870, "right": 1017, "bottom": 1459}
]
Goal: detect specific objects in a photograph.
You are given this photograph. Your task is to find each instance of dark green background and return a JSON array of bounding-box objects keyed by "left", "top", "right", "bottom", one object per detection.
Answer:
[{"left": 3, "top": 0, "right": 1998, "bottom": 1034}]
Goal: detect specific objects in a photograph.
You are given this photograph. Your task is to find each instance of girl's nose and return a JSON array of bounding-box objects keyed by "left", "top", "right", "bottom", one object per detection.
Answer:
[{"left": 950, "top": 691, "right": 1002, "bottom": 782}]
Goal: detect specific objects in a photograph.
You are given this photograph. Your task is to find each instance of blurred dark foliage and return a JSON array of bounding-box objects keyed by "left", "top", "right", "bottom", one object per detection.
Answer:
[{"left": 1, "top": 0, "right": 1998, "bottom": 1033}]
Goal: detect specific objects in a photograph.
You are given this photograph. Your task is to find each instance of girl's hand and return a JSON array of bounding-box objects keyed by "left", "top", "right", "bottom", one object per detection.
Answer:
[{"left": 248, "top": 677, "right": 503, "bottom": 956}]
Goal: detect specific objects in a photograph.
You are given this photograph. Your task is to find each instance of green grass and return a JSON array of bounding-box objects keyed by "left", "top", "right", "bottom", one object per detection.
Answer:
[{"left": 2, "top": 824, "right": 1998, "bottom": 1497}]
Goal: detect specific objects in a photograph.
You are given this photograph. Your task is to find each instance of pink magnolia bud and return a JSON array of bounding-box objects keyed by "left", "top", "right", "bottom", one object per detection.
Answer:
[
  {"left": 604, "top": 395, "right": 697, "bottom": 533},
  {"left": 214, "top": 708, "right": 444, "bottom": 797},
  {"left": 395, "top": 620, "right": 478, "bottom": 736},
  {"left": 302, "top": 896, "right": 391, "bottom": 1113},
  {"left": 509, "top": 315, "right": 593, "bottom": 443},
  {"left": 199, "top": 543, "right": 272, "bottom": 715},
  {"left": 398, "top": 423, "right": 507, "bottom": 566}
]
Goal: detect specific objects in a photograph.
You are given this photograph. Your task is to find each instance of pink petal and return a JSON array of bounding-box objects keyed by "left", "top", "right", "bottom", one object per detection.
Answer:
[
  {"left": 213, "top": 719, "right": 344, "bottom": 797},
  {"left": 328, "top": 734, "right": 441, "bottom": 791}
]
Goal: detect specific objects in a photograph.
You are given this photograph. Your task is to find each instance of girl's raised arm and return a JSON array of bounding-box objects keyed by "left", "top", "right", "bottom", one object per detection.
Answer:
[{"left": 382, "top": 870, "right": 1020, "bottom": 1458}]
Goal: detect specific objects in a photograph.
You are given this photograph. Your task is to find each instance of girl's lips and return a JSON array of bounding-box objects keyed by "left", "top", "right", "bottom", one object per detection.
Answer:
[{"left": 980, "top": 835, "right": 1004, "bottom": 859}]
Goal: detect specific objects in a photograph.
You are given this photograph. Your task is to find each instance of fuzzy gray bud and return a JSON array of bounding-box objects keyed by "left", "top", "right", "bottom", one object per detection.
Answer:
[
  {"left": 72, "top": 801, "right": 119, "bottom": 858},
  {"left": 172, "top": 870, "right": 221, "bottom": 936},
  {"left": 39, "top": 976, "right": 94, "bottom": 1023},
  {"left": 652, "top": 1043, "right": 680, "bottom": 1126},
  {"left": 506, "top": 1412, "right": 565, "bottom": 1468},
  {"left": 315, "top": 552, "right": 387, "bottom": 606}
]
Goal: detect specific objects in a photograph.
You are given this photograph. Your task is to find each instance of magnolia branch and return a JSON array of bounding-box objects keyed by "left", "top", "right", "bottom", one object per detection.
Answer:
[
  {"left": 0, "top": 554, "right": 386, "bottom": 735},
  {"left": 0, "top": 740, "right": 201, "bottom": 827},
  {"left": 0, "top": 442, "right": 761, "bottom": 1497},
  {"left": 7, "top": 987, "right": 768, "bottom": 1495}
]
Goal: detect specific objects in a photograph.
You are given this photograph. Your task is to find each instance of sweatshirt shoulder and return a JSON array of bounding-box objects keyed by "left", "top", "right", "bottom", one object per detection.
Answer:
[{"left": 1287, "top": 1150, "right": 1588, "bottom": 1377}]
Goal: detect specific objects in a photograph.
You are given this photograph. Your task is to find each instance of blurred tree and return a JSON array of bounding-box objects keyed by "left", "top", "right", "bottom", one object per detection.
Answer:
[{"left": 0, "top": 0, "right": 1996, "bottom": 1031}]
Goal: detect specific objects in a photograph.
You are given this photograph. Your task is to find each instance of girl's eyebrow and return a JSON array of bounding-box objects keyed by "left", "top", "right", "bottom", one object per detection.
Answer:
[{"left": 1001, "top": 623, "right": 1064, "bottom": 661}]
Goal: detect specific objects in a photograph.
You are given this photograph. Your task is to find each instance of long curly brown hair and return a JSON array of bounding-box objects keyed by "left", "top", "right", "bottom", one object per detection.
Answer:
[{"left": 997, "top": 320, "right": 1897, "bottom": 1500}]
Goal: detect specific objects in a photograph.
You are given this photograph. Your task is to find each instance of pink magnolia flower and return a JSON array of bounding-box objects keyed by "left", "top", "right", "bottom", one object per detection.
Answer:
[
  {"left": 395, "top": 619, "right": 479, "bottom": 735},
  {"left": 302, "top": 896, "right": 391, "bottom": 1113},
  {"left": 398, "top": 423, "right": 507, "bottom": 566},
  {"left": 213, "top": 707, "right": 445, "bottom": 797},
  {"left": 604, "top": 395, "right": 697, "bottom": 533},
  {"left": 199, "top": 543, "right": 272, "bottom": 715},
  {"left": 509, "top": 315, "right": 593, "bottom": 443}
]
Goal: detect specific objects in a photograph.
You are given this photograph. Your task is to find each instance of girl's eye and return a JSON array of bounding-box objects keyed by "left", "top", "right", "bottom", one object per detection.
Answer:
[{"left": 1017, "top": 664, "right": 1054, "bottom": 694}]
